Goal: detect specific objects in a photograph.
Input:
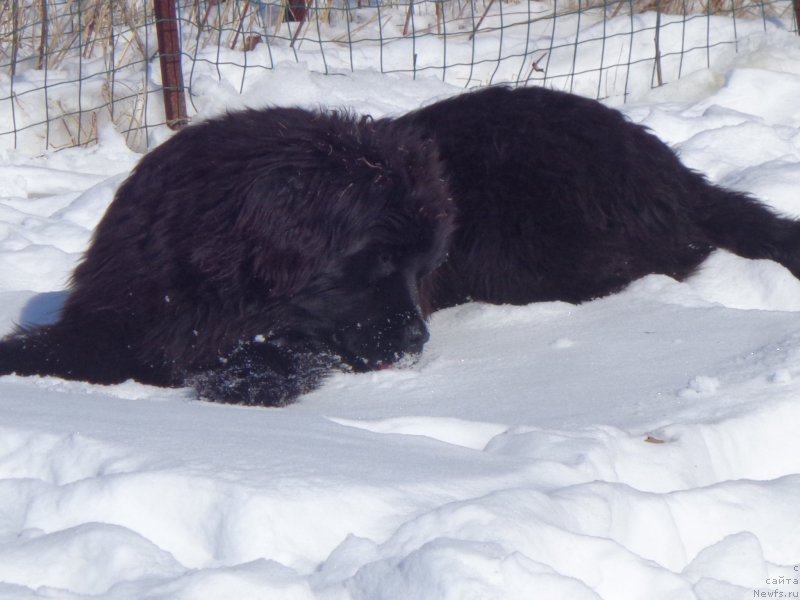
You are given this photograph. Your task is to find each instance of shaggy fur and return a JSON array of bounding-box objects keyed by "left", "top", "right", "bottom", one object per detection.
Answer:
[
  {"left": 398, "top": 86, "right": 800, "bottom": 307},
  {"left": 2, "top": 86, "right": 800, "bottom": 405},
  {"left": 0, "top": 108, "right": 453, "bottom": 405}
]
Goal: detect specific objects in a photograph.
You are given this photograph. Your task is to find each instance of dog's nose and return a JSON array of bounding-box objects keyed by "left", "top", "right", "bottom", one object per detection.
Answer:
[{"left": 401, "top": 317, "right": 430, "bottom": 354}]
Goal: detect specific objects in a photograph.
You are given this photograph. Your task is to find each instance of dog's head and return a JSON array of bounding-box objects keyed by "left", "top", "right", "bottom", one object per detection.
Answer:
[
  {"left": 221, "top": 110, "right": 455, "bottom": 370},
  {"left": 286, "top": 238, "right": 444, "bottom": 370}
]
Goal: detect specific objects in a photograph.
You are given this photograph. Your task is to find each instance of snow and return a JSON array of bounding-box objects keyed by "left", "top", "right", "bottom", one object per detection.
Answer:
[{"left": 1, "top": 18, "right": 800, "bottom": 600}]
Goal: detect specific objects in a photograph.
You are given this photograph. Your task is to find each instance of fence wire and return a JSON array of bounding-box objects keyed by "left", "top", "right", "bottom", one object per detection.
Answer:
[{"left": 1, "top": 0, "right": 796, "bottom": 152}]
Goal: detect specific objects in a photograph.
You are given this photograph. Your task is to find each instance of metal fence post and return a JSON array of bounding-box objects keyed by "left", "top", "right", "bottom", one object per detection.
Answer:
[
  {"left": 154, "top": 0, "right": 189, "bottom": 130},
  {"left": 795, "top": 0, "right": 800, "bottom": 33}
]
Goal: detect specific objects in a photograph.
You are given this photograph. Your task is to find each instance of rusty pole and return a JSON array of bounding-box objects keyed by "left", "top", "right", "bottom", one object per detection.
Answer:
[
  {"left": 795, "top": 0, "right": 800, "bottom": 34},
  {"left": 154, "top": 0, "right": 189, "bottom": 129}
]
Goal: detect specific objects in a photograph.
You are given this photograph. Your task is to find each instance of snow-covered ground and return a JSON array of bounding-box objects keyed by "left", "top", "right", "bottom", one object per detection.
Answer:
[{"left": 2, "top": 22, "right": 800, "bottom": 600}]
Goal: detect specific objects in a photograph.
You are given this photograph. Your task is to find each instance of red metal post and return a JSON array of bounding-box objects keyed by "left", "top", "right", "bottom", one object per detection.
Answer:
[
  {"left": 795, "top": 0, "right": 800, "bottom": 34},
  {"left": 154, "top": 0, "right": 189, "bottom": 129}
]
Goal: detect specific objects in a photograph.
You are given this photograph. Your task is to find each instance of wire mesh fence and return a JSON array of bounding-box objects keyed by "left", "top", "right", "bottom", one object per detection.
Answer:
[{"left": 1, "top": 0, "right": 796, "bottom": 152}]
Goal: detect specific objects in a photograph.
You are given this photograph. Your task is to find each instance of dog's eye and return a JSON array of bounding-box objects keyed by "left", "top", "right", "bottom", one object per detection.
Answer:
[
  {"left": 377, "top": 251, "right": 393, "bottom": 267},
  {"left": 373, "top": 251, "right": 397, "bottom": 279},
  {"left": 347, "top": 247, "right": 403, "bottom": 284}
]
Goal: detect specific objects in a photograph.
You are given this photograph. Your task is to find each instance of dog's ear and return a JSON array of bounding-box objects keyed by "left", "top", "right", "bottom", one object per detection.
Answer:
[
  {"left": 186, "top": 112, "right": 453, "bottom": 301},
  {"left": 227, "top": 168, "right": 372, "bottom": 298}
]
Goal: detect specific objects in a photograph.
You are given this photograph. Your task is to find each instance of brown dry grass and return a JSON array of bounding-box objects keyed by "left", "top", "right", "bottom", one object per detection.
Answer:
[{"left": 0, "top": 0, "right": 792, "bottom": 150}]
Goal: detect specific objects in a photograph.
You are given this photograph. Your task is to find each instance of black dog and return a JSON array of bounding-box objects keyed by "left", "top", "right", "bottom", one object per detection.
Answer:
[
  {"left": 0, "top": 108, "right": 454, "bottom": 404},
  {"left": 2, "top": 86, "right": 799, "bottom": 405}
]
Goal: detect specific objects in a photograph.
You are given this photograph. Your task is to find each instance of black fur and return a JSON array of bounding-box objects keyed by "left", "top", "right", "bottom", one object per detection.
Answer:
[
  {"left": 2, "top": 86, "right": 800, "bottom": 405},
  {"left": 0, "top": 108, "right": 453, "bottom": 405},
  {"left": 398, "top": 87, "right": 800, "bottom": 307}
]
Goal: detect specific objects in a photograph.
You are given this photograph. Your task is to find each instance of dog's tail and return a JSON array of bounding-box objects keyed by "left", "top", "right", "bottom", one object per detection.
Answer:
[
  {"left": 0, "top": 321, "right": 141, "bottom": 385},
  {"left": 696, "top": 184, "right": 800, "bottom": 279}
]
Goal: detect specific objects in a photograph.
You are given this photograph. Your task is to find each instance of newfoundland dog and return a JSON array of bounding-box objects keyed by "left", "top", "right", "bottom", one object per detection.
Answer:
[{"left": 2, "top": 86, "right": 799, "bottom": 405}]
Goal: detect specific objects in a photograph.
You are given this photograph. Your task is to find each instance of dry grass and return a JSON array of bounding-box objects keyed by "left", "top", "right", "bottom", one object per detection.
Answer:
[
  {"left": 1, "top": 0, "right": 151, "bottom": 71},
  {"left": 605, "top": 0, "right": 794, "bottom": 17},
  {"left": 3, "top": 0, "right": 786, "bottom": 61},
  {"left": 0, "top": 0, "right": 793, "bottom": 150}
]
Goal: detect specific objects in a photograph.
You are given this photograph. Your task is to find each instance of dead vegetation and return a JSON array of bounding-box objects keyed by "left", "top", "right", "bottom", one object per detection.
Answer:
[{"left": 0, "top": 0, "right": 793, "bottom": 151}]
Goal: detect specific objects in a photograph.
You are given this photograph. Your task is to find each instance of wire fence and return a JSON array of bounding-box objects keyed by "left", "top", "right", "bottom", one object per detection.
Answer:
[{"left": 1, "top": 0, "right": 796, "bottom": 152}]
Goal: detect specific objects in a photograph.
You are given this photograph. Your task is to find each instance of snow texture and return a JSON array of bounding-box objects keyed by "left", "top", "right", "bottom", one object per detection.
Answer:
[{"left": 1, "top": 22, "right": 800, "bottom": 600}]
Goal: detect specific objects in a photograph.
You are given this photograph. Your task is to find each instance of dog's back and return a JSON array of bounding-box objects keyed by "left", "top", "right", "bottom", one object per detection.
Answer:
[{"left": 398, "top": 86, "right": 800, "bottom": 307}]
